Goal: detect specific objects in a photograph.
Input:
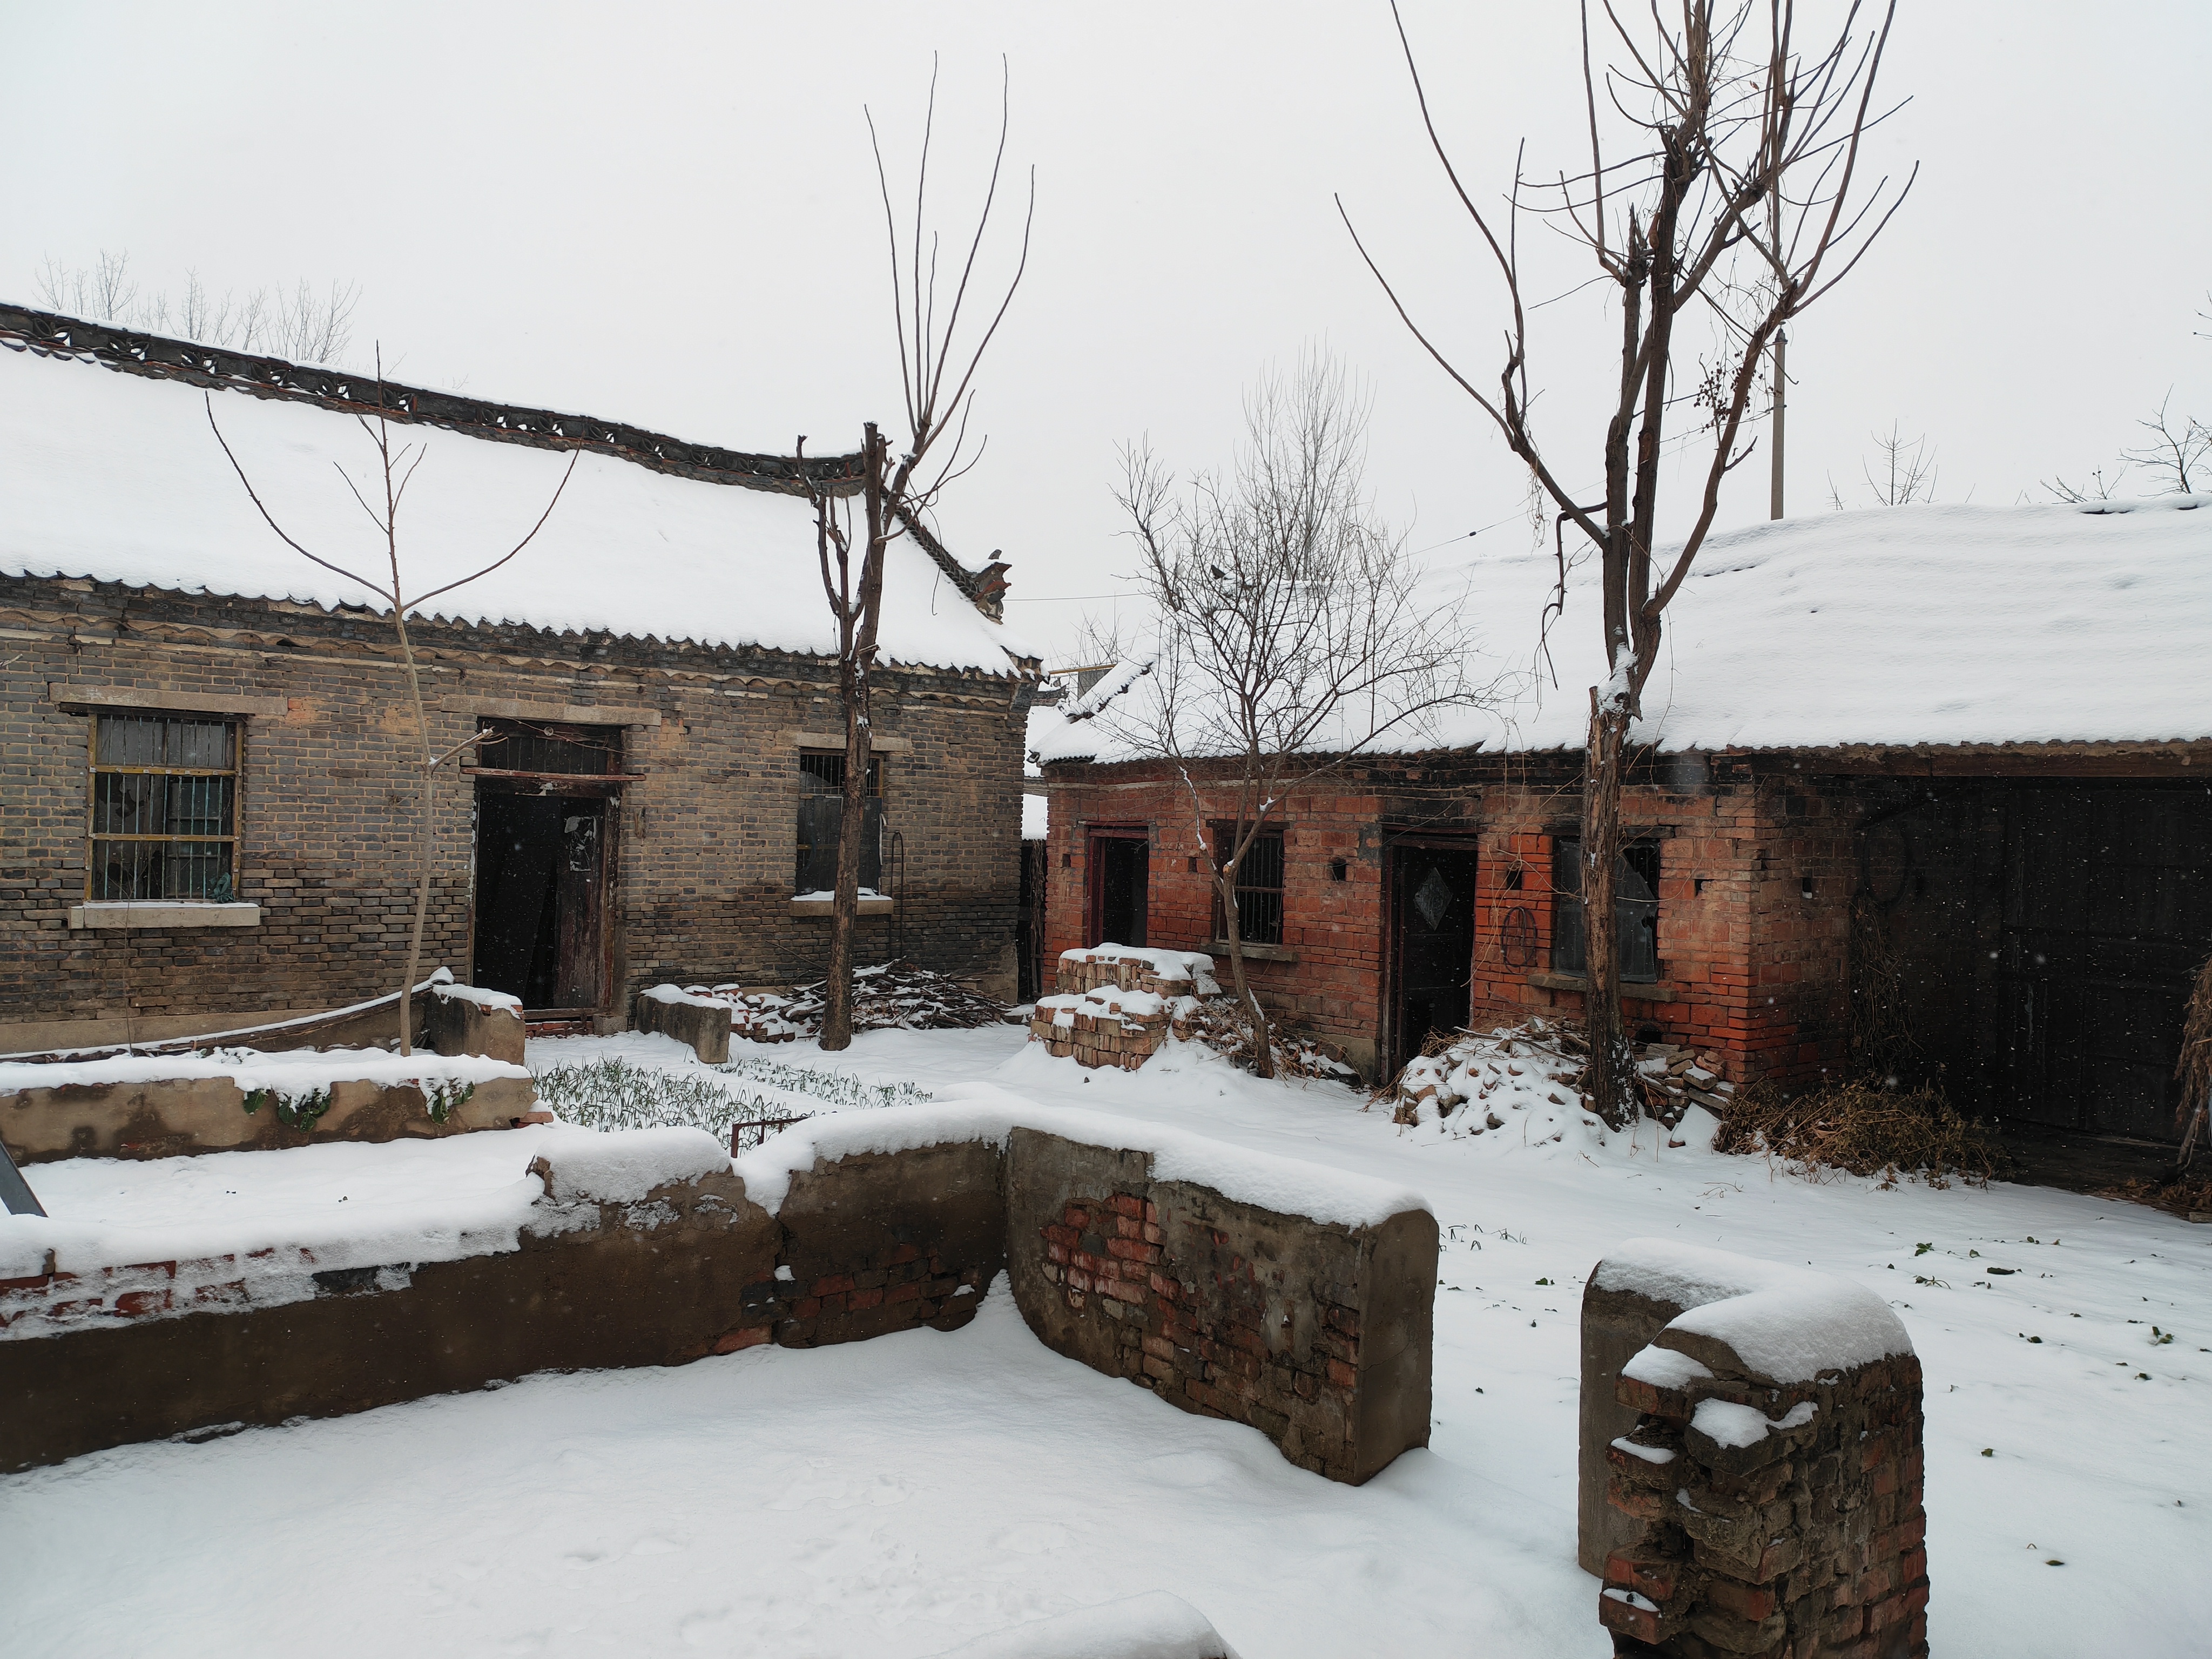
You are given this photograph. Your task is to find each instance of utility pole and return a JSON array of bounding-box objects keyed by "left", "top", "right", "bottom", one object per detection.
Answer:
[
  {"left": 1769, "top": 328, "right": 1786, "bottom": 520},
  {"left": 1768, "top": 177, "right": 1786, "bottom": 520}
]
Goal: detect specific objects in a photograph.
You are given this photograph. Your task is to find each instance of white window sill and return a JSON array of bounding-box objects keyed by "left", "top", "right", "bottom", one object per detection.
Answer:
[
  {"left": 68, "top": 902, "right": 263, "bottom": 931},
  {"left": 788, "top": 895, "right": 895, "bottom": 918}
]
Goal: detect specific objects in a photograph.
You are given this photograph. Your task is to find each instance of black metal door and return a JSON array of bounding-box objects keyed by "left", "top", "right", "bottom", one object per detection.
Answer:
[
  {"left": 1392, "top": 844, "right": 1481, "bottom": 1068},
  {"left": 474, "top": 790, "right": 609, "bottom": 1011},
  {"left": 2002, "top": 785, "right": 2212, "bottom": 1139}
]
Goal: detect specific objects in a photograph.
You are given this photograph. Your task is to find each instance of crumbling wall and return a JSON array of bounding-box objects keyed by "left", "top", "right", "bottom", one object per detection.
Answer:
[
  {"left": 3, "top": 1107, "right": 1439, "bottom": 1489},
  {"left": 1004, "top": 1125, "right": 1435, "bottom": 1485},
  {"left": 1582, "top": 1240, "right": 1927, "bottom": 1659}
]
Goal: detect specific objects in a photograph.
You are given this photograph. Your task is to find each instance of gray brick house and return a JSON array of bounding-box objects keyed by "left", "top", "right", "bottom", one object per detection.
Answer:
[{"left": 0, "top": 305, "right": 1039, "bottom": 1054}]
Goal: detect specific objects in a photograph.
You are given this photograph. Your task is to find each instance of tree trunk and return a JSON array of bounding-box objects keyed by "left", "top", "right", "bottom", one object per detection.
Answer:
[
  {"left": 819, "top": 669, "right": 867, "bottom": 1051},
  {"left": 394, "top": 610, "right": 429, "bottom": 1057},
  {"left": 1580, "top": 688, "right": 1635, "bottom": 1126},
  {"left": 819, "top": 426, "right": 890, "bottom": 1053},
  {"left": 1217, "top": 872, "right": 1276, "bottom": 1080}
]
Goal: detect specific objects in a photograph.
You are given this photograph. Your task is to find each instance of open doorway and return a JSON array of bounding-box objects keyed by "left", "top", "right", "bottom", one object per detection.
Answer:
[
  {"left": 468, "top": 719, "right": 621, "bottom": 1016},
  {"left": 1087, "top": 830, "right": 1149, "bottom": 948},
  {"left": 1388, "top": 841, "right": 1481, "bottom": 1075},
  {"left": 473, "top": 794, "right": 608, "bottom": 1011}
]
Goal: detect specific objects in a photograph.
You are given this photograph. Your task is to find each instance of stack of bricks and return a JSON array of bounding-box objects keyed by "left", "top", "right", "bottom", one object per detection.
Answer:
[
  {"left": 1600, "top": 1350, "right": 1928, "bottom": 1658},
  {"left": 1027, "top": 987, "right": 1180, "bottom": 1070},
  {"left": 1035, "top": 1186, "right": 1367, "bottom": 1482},
  {"left": 1026, "top": 948, "right": 1206, "bottom": 1071}
]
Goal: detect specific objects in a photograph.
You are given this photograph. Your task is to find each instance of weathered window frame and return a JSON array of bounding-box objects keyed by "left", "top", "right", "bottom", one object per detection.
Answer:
[
  {"left": 1210, "top": 821, "right": 1287, "bottom": 947},
  {"left": 1551, "top": 837, "right": 1661, "bottom": 983},
  {"left": 85, "top": 711, "right": 242, "bottom": 904},
  {"left": 794, "top": 748, "right": 887, "bottom": 899}
]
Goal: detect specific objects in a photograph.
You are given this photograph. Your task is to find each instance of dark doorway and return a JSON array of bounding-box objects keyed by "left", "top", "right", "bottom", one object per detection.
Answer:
[
  {"left": 1087, "top": 831, "right": 1149, "bottom": 948},
  {"left": 1390, "top": 841, "right": 1481, "bottom": 1071},
  {"left": 474, "top": 792, "right": 609, "bottom": 1012}
]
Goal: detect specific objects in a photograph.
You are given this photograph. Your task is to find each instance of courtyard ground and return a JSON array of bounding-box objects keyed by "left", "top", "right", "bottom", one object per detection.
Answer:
[{"left": 3, "top": 1024, "right": 2205, "bottom": 1657}]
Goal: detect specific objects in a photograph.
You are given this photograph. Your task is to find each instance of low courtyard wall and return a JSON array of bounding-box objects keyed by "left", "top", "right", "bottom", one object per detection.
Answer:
[
  {"left": 1, "top": 1089, "right": 1437, "bottom": 1488},
  {"left": 1582, "top": 1240, "right": 1927, "bottom": 1659},
  {"left": 0, "top": 1047, "right": 538, "bottom": 1165}
]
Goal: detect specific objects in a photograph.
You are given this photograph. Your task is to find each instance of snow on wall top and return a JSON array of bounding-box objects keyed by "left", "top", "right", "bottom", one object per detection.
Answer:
[
  {"left": 0, "top": 340, "right": 1036, "bottom": 673},
  {"left": 1597, "top": 1237, "right": 1912, "bottom": 1383},
  {"left": 733, "top": 1082, "right": 1430, "bottom": 1228},
  {"left": 1033, "top": 497, "right": 2212, "bottom": 762},
  {"left": 0, "top": 1046, "right": 527, "bottom": 1095}
]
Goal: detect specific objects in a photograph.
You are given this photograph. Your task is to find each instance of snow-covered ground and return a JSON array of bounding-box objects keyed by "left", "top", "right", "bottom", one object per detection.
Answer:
[{"left": 5, "top": 1026, "right": 2207, "bottom": 1658}]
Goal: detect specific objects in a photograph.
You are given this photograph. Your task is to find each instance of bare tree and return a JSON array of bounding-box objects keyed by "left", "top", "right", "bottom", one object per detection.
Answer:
[
  {"left": 2120, "top": 393, "right": 2209, "bottom": 496},
  {"left": 1102, "top": 352, "right": 1483, "bottom": 1078},
  {"left": 206, "top": 357, "right": 576, "bottom": 1052},
  {"left": 1341, "top": 1, "right": 1911, "bottom": 1122},
  {"left": 1825, "top": 421, "right": 1936, "bottom": 508},
  {"left": 37, "top": 250, "right": 361, "bottom": 365},
  {"left": 2040, "top": 464, "right": 2128, "bottom": 505},
  {"left": 801, "top": 60, "right": 1034, "bottom": 1053}
]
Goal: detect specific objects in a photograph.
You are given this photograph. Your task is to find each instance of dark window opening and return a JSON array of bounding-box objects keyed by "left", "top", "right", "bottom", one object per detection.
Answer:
[
  {"left": 474, "top": 719, "right": 619, "bottom": 776},
  {"left": 1551, "top": 837, "right": 1660, "bottom": 983},
  {"left": 798, "top": 751, "right": 882, "bottom": 795},
  {"left": 796, "top": 752, "right": 885, "bottom": 893},
  {"left": 88, "top": 713, "right": 239, "bottom": 901},
  {"left": 1211, "top": 825, "right": 1285, "bottom": 946},
  {"left": 1330, "top": 857, "right": 1350, "bottom": 883},
  {"left": 1502, "top": 866, "right": 1525, "bottom": 891}
]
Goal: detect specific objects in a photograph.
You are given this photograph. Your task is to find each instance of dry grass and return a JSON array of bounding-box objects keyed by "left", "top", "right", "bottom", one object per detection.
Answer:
[
  {"left": 1713, "top": 1077, "right": 2010, "bottom": 1190},
  {"left": 2095, "top": 1174, "right": 2212, "bottom": 1220}
]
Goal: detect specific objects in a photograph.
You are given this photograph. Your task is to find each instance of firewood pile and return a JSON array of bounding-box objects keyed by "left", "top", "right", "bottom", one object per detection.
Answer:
[{"left": 690, "top": 961, "right": 1013, "bottom": 1044}]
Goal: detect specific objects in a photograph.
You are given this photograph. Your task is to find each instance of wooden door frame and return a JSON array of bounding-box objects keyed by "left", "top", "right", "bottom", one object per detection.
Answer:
[
  {"left": 1084, "top": 824, "right": 1151, "bottom": 949},
  {"left": 468, "top": 776, "right": 622, "bottom": 1017},
  {"left": 1380, "top": 831, "right": 1483, "bottom": 1081}
]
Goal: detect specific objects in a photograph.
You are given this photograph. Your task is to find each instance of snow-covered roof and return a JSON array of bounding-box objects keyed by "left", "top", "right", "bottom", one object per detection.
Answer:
[
  {"left": 0, "top": 330, "right": 1037, "bottom": 673},
  {"left": 1034, "top": 497, "right": 2212, "bottom": 763}
]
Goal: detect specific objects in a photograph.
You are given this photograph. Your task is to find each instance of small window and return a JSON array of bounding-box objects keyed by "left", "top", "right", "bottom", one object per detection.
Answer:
[
  {"left": 88, "top": 713, "right": 240, "bottom": 901},
  {"left": 1551, "top": 837, "right": 1659, "bottom": 983},
  {"left": 796, "top": 751, "right": 885, "bottom": 893},
  {"left": 474, "top": 719, "right": 619, "bottom": 775},
  {"left": 1211, "top": 824, "right": 1285, "bottom": 947}
]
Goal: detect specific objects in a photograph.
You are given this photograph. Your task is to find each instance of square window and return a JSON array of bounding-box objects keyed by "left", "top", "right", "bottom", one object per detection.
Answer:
[
  {"left": 1550, "top": 837, "right": 1659, "bottom": 983},
  {"left": 1210, "top": 824, "right": 1285, "bottom": 946}
]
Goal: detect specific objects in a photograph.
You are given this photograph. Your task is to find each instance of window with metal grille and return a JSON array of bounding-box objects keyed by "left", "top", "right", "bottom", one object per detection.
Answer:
[
  {"left": 87, "top": 713, "right": 239, "bottom": 901},
  {"left": 796, "top": 752, "right": 885, "bottom": 893},
  {"left": 1551, "top": 838, "right": 1660, "bottom": 982},
  {"left": 1211, "top": 824, "right": 1285, "bottom": 946},
  {"left": 473, "top": 719, "right": 618, "bottom": 775}
]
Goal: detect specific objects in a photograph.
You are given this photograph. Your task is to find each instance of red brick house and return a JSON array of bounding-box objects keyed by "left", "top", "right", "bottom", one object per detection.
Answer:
[
  {"left": 1031, "top": 500, "right": 2212, "bottom": 1142},
  {"left": 0, "top": 304, "right": 1039, "bottom": 1054}
]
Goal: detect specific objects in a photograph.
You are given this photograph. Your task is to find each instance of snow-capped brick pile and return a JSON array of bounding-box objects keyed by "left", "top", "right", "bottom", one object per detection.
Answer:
[
  {"left": 1029, "top": 946, "right": 1220, "bottom": 1071},
  {"left": 1584, "top": 1240, "right": 1927, "bottom": 1659},
  {"left": 0, "top": 1046, "right": 538, "bottom": 1165},
  {"left": 1386, "top": 1017, "right": 1735, "bottom": 1136}
]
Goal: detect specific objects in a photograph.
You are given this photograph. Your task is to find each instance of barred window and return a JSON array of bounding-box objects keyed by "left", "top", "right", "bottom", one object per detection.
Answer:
[
  {"left": 795, "top": 752, "right": 884, "bottom": 893},
  {"left": 1211, "top": 824, "right": 1285, "bottom": 947},
  {"left": 88, "top": 713, "right": 239, "bottom": 901}
]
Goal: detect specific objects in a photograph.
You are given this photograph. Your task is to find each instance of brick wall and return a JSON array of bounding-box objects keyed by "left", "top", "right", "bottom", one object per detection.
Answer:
[
  {"left": 1039, "top": 750, "right": 1871, "bottom": 1087},
  {"left": 0, "top": 575, "right": 1027, "bottom": 1045},
  {"left": 3, "top": 1115, "right": 1438, "bottom": 1491}
]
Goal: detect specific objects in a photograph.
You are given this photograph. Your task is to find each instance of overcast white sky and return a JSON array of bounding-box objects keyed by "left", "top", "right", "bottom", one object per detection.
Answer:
[{"left": 6, "top": 3, "right": 2207, "bottom": 664}]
